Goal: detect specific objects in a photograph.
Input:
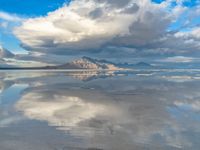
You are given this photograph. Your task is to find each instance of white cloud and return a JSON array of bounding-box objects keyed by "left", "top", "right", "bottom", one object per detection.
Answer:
[
  {"left": 159, "top": 56, "right": 198, "bottom": 63},
  {"left": 175, "top": 27, "right": 200, "bottom": 40},
  {"left": 14, "top": 0, "right": 136, "bottom": 52},
  {"left": 14, "top": 0, "right": 176, "bottom": 55},
  {"left": 0, "top": 11, "right": 23, "bottom": 22}
]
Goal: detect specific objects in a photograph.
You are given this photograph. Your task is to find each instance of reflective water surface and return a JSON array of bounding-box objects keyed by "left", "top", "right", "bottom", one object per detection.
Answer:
[{"left": 0, "top": 70, "right": 200, "bottom": 150}]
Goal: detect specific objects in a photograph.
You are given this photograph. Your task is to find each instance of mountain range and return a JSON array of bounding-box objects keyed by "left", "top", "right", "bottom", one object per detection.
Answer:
[
  {"left": 0, "top": 46, "right": 154, "bottom": 70},
  {"left": 0, "top": 55, "right": 153, "bottom": 70},
  {"left": 60, "top": 57, "right": 153, "bottom": 70}
]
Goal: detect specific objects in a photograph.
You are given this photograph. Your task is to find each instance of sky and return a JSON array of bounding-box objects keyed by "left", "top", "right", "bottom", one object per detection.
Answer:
[{"left": 0, "top": 0, "right": 200, "bottom": 66}]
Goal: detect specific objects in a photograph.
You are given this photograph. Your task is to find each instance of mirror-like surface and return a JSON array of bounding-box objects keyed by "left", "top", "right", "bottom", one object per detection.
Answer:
[{"left": 0, "top": 70, "right": 200, "bottom": 150}]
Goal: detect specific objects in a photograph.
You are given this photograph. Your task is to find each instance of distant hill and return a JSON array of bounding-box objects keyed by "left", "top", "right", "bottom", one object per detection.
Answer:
[
  {"left": 117, "top": 62, "right": 153, "bottom": 69},
  {"left": 0, "top": 46, "right": 15, "bottom": 68},
  {"left": 0, "top": 46, "right": 15, "bottom": 58},
  {"left": 135, "top": 62, "right": 152, "bottom": 68}
]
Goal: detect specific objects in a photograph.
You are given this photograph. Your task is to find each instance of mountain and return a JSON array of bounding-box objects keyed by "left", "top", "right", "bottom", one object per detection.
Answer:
[
  {"left": 57, "top": 56, "right": 121, "bottom": 70},
  {"left": 0, "top": 46, "right": 15, "bottom": 68},
  {"left": 0, "top": 46, "right": 15, "bottom": 58}
]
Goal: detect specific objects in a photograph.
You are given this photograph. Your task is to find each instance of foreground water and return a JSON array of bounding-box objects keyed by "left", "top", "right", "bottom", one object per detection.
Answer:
[{"left": 0, "top": 69, "right": 200, "bottom": 150}]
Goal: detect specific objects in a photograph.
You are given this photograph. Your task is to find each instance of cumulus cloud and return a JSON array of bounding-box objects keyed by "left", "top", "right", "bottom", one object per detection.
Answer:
[
  {"left": 14, "top": 0, "right": 176, "bottom": 55},
  {"left": 14, "top": 0, "right": 134, "bottom": 53},
  {"left": 11, "top": 0, "right": 200, "bottom": 59}
]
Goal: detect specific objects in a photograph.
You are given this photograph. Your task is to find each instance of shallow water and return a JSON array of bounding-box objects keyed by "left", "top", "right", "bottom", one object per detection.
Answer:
[{"left": 0, "top": 70, "right": 200, "bottom": 150}]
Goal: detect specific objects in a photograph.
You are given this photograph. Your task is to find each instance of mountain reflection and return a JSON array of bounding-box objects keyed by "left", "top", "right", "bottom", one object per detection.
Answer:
[{"left": 0, "top": 70, "right": 200, "bottom": 150}]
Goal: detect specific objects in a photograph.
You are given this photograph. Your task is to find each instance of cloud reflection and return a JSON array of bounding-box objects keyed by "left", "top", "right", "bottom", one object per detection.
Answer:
[
  {"left": 15, "top": 77, "right": 200, "bottom": 149},
  {"left": 0, "top": 70, "right": 200, "bottom": 149}
]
